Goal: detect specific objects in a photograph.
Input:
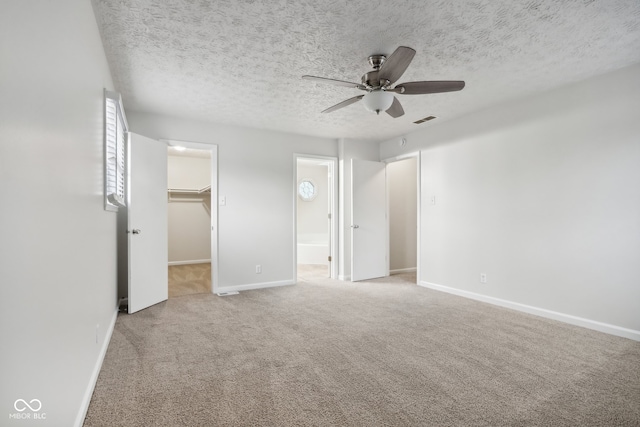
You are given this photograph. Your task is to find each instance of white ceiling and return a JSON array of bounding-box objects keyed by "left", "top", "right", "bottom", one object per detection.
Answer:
[
  {"left": 167, "top": 145, "right": 211, "bottom": 158},
  {"left": 93, "top": 0, "right": 640, "bottom": 141}
]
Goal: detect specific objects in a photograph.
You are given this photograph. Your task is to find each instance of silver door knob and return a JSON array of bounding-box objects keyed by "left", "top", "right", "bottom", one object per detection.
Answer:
[
  {"left": 132, "top": 229, "right": 141, "bottom": 234},
  {"left": 351, "top": 225, "right": 359, "bottom": 229}
]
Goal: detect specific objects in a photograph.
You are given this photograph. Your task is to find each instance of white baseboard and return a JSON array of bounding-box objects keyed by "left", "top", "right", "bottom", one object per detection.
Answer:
[
  {"left": 390, "top": 267, "right": 417, "bottom": 275},
  {"left": 74, "top": 307, "right": 118, "bottom": 427},
  {"left": 215, "top": 279, "right": 295, "bottom": 294},
  {"left": 168, "top": 259, "right": 211, "bottom": 266},
  {"left": 419, "top": 281, "right": 640, "bottom": 342},
  {"left": 338, "top": 275, "right": 351, "bottom": 281}
]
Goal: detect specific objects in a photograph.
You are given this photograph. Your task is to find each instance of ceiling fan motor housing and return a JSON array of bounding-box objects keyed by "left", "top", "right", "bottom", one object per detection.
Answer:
[
  {"left": 362, "top": 71, "right": 390, "bottom": 89},
  {"left": 363, "top": 55, "right": 388, "bottom": 88},
  {"left": 362, "top": 70, "right": 380, "bottom": 87}
]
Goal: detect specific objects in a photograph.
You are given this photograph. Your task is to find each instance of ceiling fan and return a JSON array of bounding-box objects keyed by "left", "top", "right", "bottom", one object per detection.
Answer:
[{"left": 303, "top": 46, "right": 465, "bottom": 118}]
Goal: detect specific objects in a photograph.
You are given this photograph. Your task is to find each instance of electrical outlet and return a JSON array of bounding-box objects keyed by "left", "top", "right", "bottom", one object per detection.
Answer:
[
  {"left": 219, "top": 196, "right": 226, "bottom": 206},
  {"left": 256, "top": 265, "right": 262, "bottom": 274},
  {"left": 480, "top": 273, "right": 487, "bottom": 284}
]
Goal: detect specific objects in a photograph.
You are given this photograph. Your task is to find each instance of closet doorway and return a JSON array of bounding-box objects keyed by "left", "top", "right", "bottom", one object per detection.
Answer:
[
  {"left": 386, "top": 155, "right": 418, "bottom": 284},
  {"left": 165, "top": 141, "right": 218, "bottom": 297}
]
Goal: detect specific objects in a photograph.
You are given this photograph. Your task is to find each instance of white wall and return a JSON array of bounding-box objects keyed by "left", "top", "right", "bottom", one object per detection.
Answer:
[
  {"left": 128, "top": 112, "right": 337, "bottom": 291},
  {"left": 167, "top": 155, "right": 211, "bottom": 264},
  {"left": 168, "top": 154, "right": 211, "bottom": 189},
  {"left": 387, "top": 157, "right": 417, "bottom": 272},
  {"left": 0, "top": 1, "right": 118, "bottom": 425},
  {"left": 380, "top": 63, "right": 640, "bottom": 338},
  {"left": 338, "top": 138, "right": 380, "bottom": 280}
]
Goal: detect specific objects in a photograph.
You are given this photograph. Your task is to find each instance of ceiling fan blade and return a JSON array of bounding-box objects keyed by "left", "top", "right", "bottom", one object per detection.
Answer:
[
  {"left": 378, "top": 46, "right": 416, "bottom": 85},
  {"left": 302, "top": 75, "right": 366, "bottom": 90},
  {"left": 321, "top": 95, "right": 364, "bottom": 114},
  {"left": 395, "top": 81, "right": 465, "bottom": 95},
  {"left": 386, "top": 96, "right": 404, "bottom": 118}
]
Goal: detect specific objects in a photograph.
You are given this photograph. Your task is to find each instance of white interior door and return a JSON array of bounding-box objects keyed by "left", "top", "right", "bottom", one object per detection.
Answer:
[
  {"left": 127, "top": 133, "right": 168, "bottom": 313},
  {"left": 351, "top": 159, "right": 387, "bottom": 281}
]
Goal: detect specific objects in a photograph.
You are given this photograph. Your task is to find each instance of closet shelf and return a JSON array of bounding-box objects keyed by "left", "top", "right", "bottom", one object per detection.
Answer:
[
  {"left": 167, "top": 186, "right": 211, "bottom": 203},
  {"left": 168, "top": 185, "right": 210, "bottom": 195}
]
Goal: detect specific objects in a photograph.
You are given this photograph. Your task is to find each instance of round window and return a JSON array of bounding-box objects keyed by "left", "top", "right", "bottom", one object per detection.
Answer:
[{"left": 298, "top": 179, "right": 317, "bottom": 201}]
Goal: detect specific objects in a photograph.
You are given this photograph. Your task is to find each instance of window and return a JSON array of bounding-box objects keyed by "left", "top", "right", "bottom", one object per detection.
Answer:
[
  {"left": 104, "top": 90, "right": 127, "bottom": 211},
  {"left": 298, "top": 179, "right": 317, "bottom": 201}
]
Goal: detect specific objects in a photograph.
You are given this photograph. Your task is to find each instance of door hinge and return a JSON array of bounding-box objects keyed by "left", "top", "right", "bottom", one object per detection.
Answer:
[
  {"left": 328, "top": 213, "right": 331, "bottom": 219},
  {"left": 328, "top": 256, "right": 332, "bottom": 262}
]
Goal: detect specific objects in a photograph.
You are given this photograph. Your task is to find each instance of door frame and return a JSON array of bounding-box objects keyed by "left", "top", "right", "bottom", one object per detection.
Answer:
[
  {"left": 382, "top": 151, "right": 421, "bottom": 284},
  {"left": 163, "top": 139, "right": 219, "bottom": 293},
  {"left": 293, "top": 154, "right": 339, "bottom": 280}
]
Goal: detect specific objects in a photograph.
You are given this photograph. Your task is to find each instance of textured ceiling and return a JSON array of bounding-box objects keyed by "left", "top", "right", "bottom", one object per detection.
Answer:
[{"left": 93, "top": 0, "right": 640, "bottom": 141}]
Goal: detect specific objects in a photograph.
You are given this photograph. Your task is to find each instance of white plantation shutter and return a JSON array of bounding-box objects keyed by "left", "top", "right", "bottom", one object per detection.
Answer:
[{"left": 104, "top": 90, "right": 128, "bottom": 210}]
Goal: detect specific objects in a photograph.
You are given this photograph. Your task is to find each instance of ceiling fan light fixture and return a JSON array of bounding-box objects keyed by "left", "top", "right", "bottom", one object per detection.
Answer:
[
  {"left": 363, "top": 91, "right": 394, "bottom": 115},
  {"left": 303, "top": 46, "right": 465, "bottom": 118}
]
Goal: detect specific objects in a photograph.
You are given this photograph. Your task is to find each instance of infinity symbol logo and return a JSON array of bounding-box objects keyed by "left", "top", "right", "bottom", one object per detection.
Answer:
[{"left": 14, "top": 399, "right": 42, "bottom": 412}]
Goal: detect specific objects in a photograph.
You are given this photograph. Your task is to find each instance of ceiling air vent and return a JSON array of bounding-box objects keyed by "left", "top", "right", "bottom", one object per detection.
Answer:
[{"left": 414, "top": 116, "right": 436, "bottom": 124}]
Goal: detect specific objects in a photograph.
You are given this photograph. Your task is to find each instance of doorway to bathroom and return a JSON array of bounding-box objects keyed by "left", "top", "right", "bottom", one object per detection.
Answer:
[{"left": 295, "top": 155, "right": 337, "bottom": 281}]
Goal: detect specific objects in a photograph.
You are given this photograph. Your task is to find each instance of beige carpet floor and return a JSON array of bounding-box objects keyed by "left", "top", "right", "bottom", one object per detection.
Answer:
[
  {"left": 168, "top": 264, "right": 325, "bottom": 298},
  {"left": 168, "top": 263, "right": 211, "bottom": 297},
  {"left": 85, "top": 270, "right": 640, "bottom": 426},
  {"left": 297, "top": 263, "right": 330, "bottom": 280}
]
